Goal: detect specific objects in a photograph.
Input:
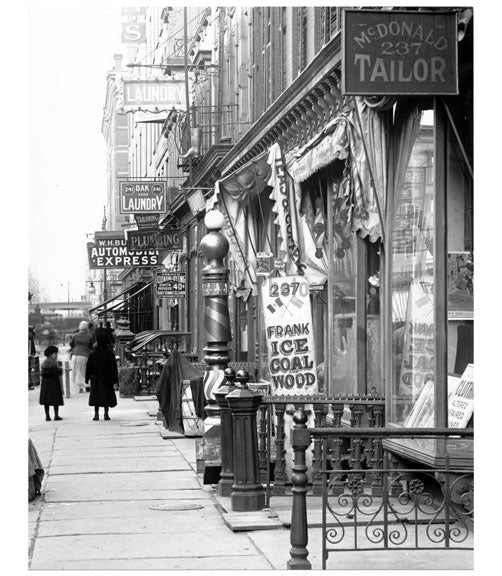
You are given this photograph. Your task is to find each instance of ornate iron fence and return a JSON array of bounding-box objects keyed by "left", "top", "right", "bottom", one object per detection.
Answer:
[
  {"left": 287, "top": 406, "right": 474, "bottom": 570},
  {"left": 258, "top": 395, "right": 386, "bottom": 505}
]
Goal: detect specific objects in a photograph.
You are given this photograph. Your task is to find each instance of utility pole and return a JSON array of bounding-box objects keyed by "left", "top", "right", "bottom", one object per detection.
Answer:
[
  {"left": 102, "top": 206, "right": 108, "bottom": 324},
  {"left": 184, "top": 7, "right": 193, "bottom": 186}
]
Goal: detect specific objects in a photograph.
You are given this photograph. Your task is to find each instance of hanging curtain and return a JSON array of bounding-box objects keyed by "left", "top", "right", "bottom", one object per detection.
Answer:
[
  {"left": 207, "top": 154, "right": 271, "bottom": 293},
  {"left": 391, "top": 100, "right": 423, "bottom": 205},
  {"left": 353, "top": 97, "right": 390, "bottom": 229}
]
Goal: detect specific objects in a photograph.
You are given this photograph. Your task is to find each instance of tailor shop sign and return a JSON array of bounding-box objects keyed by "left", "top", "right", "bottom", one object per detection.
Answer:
[
  {"left": 261, "top": 276, "right": 318, "bottom": 396},
  {"left": 120, "top": 180, "right": 167, "bottom": 214},
  {"left": 87, "top": 232, "right": 159, "bottom": 269},
  {"left": 342, "top": 9, "right": 458, "bottom": 95}
]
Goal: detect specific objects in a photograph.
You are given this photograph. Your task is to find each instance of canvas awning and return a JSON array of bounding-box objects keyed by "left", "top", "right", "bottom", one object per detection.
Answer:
[{"left": 89, "top": 281, "right": 153, "bottom": 316}]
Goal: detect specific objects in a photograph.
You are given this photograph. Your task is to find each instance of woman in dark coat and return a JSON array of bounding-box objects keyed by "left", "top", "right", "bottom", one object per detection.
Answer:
[
  {"left": 39, "top": 345, "right": 64, "bottom": 421},
  {"left": 86, "top": 334, "right": 118, "bottom": 421}
]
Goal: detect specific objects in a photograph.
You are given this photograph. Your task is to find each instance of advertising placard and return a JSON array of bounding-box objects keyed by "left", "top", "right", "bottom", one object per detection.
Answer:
[
  {"left": 127, "top": 229, "right": 183, "bottom": 252},
  {"left": 399, "top": 282, "right": 435, "bottom": 401},
  {"left": 120, "top": 180, "right": 167, "bottom": 214},
  {"left": 448, "top": 364, "right": 474, "bottom": 428},
  {"left": 261, "top": 276, "right": 318, "bottom": 396},
  {"left": 342, "top": 9, "right": 458, "bottom": 95},
  {"left": 87, "top": 232, "right": 158, "bottom": 269},
  {"left": 157, "top": 272, "right": 186, "bottom": 298}
]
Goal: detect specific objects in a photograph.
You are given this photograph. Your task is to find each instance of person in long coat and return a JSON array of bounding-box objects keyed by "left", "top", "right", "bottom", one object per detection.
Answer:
[
  {"left": 85, "top": 334, "right": 118, "bottom": 421},
  {"left": 39, "top": 345, "right": 64, "bottom": 421},
  {"left": 69, "top": 321, "right": 95, "bottom": 394}
]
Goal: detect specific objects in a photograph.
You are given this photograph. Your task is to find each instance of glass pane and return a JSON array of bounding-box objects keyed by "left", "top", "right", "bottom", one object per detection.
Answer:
[
  {"left": 390, "top": 111, "right": 435, "bottom": 427},
  {"left": 367, "top": 241, "right": 382, "bottom": 395},
  {"left": 446, "top": 126, "right": 473, "bottom": 376},
  {"left": 330, "top": 235, "right": 357, "bottom": 395}
]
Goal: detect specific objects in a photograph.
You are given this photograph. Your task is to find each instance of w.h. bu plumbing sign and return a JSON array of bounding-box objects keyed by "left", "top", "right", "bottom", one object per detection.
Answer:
[
  {"left": 342, "top": 9, "right": 458, "bottom": 95},
  {"left": 119, "top": 180, "right": 167, "bottom": 214}
]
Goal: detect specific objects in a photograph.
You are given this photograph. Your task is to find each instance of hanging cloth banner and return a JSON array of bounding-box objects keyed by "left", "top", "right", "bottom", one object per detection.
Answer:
[
  {"left": 261, "top": 275, "right": 318, "bottom": 396},
  {"left": 267, "top": 143, "right": 304, "bottom": 276}
]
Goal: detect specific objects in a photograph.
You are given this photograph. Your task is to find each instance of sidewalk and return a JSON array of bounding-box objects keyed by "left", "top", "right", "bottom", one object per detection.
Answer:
[{"left": 28, "top": 387, "right": 474, "bottom": 571}]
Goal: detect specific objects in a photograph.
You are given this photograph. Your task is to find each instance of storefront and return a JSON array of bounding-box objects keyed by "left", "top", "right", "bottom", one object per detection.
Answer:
[{"left": 207, "top": 8, "right": 473, "bottom": 466}]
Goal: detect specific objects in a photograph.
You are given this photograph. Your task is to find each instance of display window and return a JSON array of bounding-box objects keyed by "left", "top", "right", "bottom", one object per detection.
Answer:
[{"left": 389, "top": 110, "right": 435, "bottom": 427}]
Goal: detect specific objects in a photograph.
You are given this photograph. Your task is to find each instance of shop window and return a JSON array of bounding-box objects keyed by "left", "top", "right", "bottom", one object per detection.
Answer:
[
  {"left": 389, "top": 110, "right": 435, "bottom": 427},
  {"left": 297, "top": 165, "right": 383, "bottom": 397},
  {"left": 446, "top": 115, "right": 473, "bottom": 376}
]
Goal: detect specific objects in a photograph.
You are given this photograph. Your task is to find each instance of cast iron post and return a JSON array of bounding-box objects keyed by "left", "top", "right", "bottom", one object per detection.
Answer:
[
  {"left": 200, "top": 209, "right": 232, "bottom": 482},
  {"left": 226, "top": 370, "right": 265, "bottom": 512},
  {"left": 287, "top": 406, "right": 312, "bottom": 570},
  {"left": 213, "top": 367, "right": 237, "bottom": 496}
]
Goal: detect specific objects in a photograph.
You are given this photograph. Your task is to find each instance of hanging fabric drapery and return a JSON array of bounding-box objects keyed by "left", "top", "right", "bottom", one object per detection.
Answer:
[
  {"left": 207, "top": 153, "right": 271, "bottom": 293},
  {"left": 285, "top": 102, "right": 390, "bottom": 249}
]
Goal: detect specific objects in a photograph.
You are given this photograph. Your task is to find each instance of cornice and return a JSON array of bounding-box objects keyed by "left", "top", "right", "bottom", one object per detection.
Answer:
[{"left": 216, "top": 32, "right": 342, "bottom": 176}]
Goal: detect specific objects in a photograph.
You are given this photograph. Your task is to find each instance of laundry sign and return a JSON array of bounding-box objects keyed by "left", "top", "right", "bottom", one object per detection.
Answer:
[
  {"left": 261, "top": 276, "right": 318, "bottom": 395},
  {"left": 119, "top": 180, "right": 167, "bottom": 214},
  {"left": 342, "top": 9, "right": 458, "bottom": 95}
]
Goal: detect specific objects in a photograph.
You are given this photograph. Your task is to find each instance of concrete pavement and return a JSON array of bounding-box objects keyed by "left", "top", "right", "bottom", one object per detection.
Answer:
[{"left": 28, "top": 383, "right": 474, "bottom": 571}]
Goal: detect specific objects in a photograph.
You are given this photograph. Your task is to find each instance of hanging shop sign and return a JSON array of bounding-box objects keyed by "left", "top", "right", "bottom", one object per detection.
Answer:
[
  {"left": 127, "top": 228, "right": 183, "bottom": 252},
  {"left": 119, "top": 180, "right": 167, "bottom": 214},
  {"left": 342, "top": 9, "right": 458, "bottom": 95},
  {"left": 261, "top": 276, "right": 318, "bottom": 396},
  {"left": 121, "top": 22, "right": 146, "bottom": 43},
  {"left": 119, "top": 78, "right": 186, "bottom": 113},
  {"left": 87, "top": 232, "right": 159, "bottom": 269},
  {"left": 134, "top": 213, "right": 160, "bottom": 230},
  {"left": 157, "top": 272, "right": 186, "bottom": 298}
]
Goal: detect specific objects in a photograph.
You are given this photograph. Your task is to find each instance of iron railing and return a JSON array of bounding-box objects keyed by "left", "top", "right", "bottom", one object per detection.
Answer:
[
  {"left": 287, "top": 407, "right": 474, "bottom": 569},
  {"left": 258, "top": 395, "right": 386, "bottom": 505}
]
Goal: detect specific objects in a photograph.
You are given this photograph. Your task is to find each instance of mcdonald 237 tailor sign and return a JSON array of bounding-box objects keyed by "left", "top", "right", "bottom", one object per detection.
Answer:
[
  {"left": 120, "top": 180, "right": 167, "bottom": 214},
  {"left": 342, "top": 10, "right": 458, "bottom": 95}
]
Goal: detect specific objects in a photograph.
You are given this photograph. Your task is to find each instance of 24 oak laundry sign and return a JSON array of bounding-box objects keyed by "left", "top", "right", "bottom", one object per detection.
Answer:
[
  {"left": 342, "top": 9, "right": 458, "bottom": 95},
  {"left": 119, "top": 180, "right": 167, "bottom": 214}
]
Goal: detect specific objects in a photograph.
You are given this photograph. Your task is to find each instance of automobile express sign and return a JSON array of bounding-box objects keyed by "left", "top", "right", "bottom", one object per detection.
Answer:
[
  {"left": 342, "top": 9, "right": 458, "bottom": 95},
  {"left": 87, "top": 232, "right": 159, "bottom": 269},
  {"left": 119, "top": 180, "right": 167, "bottom": 214}
]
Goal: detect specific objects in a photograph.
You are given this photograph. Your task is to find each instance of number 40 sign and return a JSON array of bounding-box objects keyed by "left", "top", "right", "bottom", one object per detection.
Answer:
[{"left": 261, "top": 276, "right": 318, "bottom": 396}]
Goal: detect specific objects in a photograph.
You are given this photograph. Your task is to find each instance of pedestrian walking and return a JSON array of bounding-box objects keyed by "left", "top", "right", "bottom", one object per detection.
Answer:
[
  {"left": 86, "top": 333, "right": 118, "bottom": 421},
  {"left": 69, "top": 320, "right": 95, "bottom": 394},
  {"left": 39, "top": 345, "right": 63, "bottom": 421},
  {"left": 104, "top": 321, "right": 115, "bottom": 345}
]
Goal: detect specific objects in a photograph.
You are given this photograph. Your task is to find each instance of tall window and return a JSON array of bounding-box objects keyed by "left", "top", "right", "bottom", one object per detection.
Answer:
[{"left": 389, "top": 111, "right": 435, "bottom": 427}]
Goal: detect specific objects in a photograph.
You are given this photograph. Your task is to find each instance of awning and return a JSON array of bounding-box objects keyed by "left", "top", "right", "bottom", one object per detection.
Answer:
[{"left": 89, "top": 281, "right": 153, "bottom": 316}]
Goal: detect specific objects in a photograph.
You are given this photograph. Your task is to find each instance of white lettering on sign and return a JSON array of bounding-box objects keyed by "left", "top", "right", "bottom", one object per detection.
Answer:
[
  {"left": 121, "top": 196, "right": 165, "bottom": 212},
  {"left": 353, "top": 21, "right": 448, "bottom": 50},
  {"left": 353, "top": 54, "right": 446, "bottom": 84},
  {"left": 124, "top": 84, "right": 184, "bottom": 105}
]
